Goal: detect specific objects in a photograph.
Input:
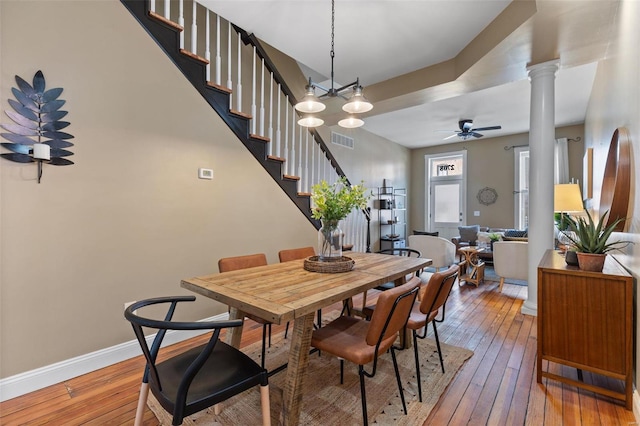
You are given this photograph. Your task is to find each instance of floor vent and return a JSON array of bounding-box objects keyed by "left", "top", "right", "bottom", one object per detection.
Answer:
[{"left": 331, "top": 132, "right": 354, "bottom": 149}]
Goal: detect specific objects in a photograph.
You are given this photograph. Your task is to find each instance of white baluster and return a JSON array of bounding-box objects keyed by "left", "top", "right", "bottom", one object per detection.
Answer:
[
  {"left": 191, "top": 2, "right": 197, "bottom": 54},
  {"left": 298, "top": 126, "right": 303, "bottom": 193},
  {"left": 178, "top": 0, "right": 184, "bottom": 49},
  {"left": 259, "top": 59, "right": 265, "bottom": 136},
  {"left": 304, "top": 132, "right": 309, "bottom": 193},
  {"left": 251, "top": 46, "right": 256, "bottom": 134},
  {"left": 227, "top": 23, "right": 232, "bottom": 104},
  {"left": 275, "top": 86, "right": 281, "bottom": 157},
  {"left": 310, "top": 136, "right": 316, "bottom": 188},
  {"left": 164, "top": 0, "right": 170, "bottom": 19},
  {"left": 205, "top": 10, "right": 210, "bottom": 82},
  {"left": 268, "top": 75, "right": 273, "bottom": 154},
  {"left": 150, "top": 0, "right": 156, "bottom": 14},
  {"left": 236, "top": 35, "right": 242, "bottom": 111},
  {"left": 215, "top": 15, "right": 221, "bottom": 85},
  {"left": 284, "top": 95, "right": 289, "bottom": 172},
  {"left": 290, "top": 104, "right": 296, "bottom": 176}
]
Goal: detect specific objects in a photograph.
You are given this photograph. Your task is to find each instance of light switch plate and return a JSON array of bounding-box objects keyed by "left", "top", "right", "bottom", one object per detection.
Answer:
[
  {"left": 474, "top": 211, "right": 480, "bottom": 216},
  {"left": 198, "top": 168, "right": 213, "bottom": 180}
]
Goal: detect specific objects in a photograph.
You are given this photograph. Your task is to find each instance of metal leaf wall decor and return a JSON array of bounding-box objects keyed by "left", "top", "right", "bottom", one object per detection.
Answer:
[{"left": 1, "top": 70, "right": 74, "bottom": 181}]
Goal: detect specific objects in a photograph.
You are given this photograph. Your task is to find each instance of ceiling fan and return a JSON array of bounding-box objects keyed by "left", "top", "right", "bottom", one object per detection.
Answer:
[{"left": 439, "top": 119, "right": 502, "bottom": 140}]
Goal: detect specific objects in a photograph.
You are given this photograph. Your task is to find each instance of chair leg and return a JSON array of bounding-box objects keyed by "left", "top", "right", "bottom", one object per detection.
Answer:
[
  {"left": 499, "top": 277, "right": 505, "bottom": 292},
  {"left": 358, "top": 365, "right": 369, "bottom": 426},
  {"left": 267, "top": 323, "right": 272, "bottom": 347},
  {"left": 261, "top": 324, "right": 268, "bottom": 369},
  {"left": 413, "top": 330, "right": 423, "bottom": 402},
  {"left": 432, "top": 321, "right": 445, "bottom": 373},
  {"left": 340, "top": 359, "right": 344, "bottom": 384},
  {"left": 390, "top": 347, "right": 408, "bottom": 415},
  {"left": 134, "top": 382, "right": 149, "bottom": 426},
  {"left": 260, "top": 384, "right": 271, "bottom": 426}
]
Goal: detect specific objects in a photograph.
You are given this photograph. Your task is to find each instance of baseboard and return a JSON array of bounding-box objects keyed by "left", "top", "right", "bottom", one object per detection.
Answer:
[{"left": 0, "top": 312, "right": 228, "bottom": 402}]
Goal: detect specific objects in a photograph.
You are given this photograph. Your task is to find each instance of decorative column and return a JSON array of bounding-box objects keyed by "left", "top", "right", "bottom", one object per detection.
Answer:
[{"left": 522, "top": 60, "right": 559, "bottom": 316}]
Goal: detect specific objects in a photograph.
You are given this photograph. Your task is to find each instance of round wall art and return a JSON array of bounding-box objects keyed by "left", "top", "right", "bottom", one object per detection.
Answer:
[{"left": 477, "top": 187, "right": 498, "bottom": 206}]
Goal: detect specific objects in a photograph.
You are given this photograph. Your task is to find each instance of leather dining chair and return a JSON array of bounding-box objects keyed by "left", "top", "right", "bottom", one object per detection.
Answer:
[
  {"left": 218, "top": 253, "right": 272, "bottom": 370},
  {"left": 278, "top": 246, "right": 316, "bottom": 338},
  {"left": 278, "top": 246, "right": 315, "bottom": 262},
  {"left": 360, "top": 248, "right": 422, "bottom": 319},
  {"left": 406, "top": 264, "right": 459, "bottom": 402},
  {"left": 311, "top": 277, "right": 420, "bottom": 426},
  {"left": 125, "top": 296, "right": 270, "bottom": 426}
]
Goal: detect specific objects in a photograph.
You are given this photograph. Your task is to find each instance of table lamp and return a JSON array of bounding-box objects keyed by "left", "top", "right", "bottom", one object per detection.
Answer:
[{"left": 554, "top": 183, "right": 584, "bottom": 257}]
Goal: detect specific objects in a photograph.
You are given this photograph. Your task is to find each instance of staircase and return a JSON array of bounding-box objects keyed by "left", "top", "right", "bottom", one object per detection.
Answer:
[{"left": 120, "top": 0, "right": 370, "bottom": 252}]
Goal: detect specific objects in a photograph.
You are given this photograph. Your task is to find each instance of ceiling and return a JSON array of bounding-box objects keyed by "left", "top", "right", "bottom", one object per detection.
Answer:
[{"left": 201, "top": 1, "right": 621, "bottom": 149}]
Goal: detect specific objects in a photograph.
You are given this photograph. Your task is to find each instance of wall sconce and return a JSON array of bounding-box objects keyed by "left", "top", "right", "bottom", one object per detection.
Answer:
[{"left": 1, "top": 70, "right": 74, "bottom": 183}]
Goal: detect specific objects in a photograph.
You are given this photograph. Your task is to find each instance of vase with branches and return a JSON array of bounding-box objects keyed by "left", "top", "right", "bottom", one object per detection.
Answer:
[{"left": 311, "top": 177, "right": 370, "bottom": 260}]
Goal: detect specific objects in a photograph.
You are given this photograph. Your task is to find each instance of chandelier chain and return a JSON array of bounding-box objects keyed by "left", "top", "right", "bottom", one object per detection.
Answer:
[{"left": 330, "top": 0, "right": 335, "bottom": 90}]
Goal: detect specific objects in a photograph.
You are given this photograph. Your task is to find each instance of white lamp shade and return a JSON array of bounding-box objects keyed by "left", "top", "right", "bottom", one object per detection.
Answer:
[
  {"left": 297, "top": 115, "right": 324, "bottom": 127},
  {"left": 554, "top": 183, "right": 584, "bottom": 212},
  {"left": 342, "top": 89, "right": 373, "bottom": 114},
  {"left": 338, "top": 116, "right": 364, "bottom": 128},
  {"left": 295, "top": 91, "right": 326, "bottom": 114}
]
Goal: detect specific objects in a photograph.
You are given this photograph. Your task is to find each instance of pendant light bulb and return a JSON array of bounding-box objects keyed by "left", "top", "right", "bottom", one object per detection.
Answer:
[
  {"left": 342, "top": 85, "right": 373, "bottom": 114},
  {"left": 298, "top": 115, "right": 325, "bottom": 128},
  {"left": 295, "top": 82, "right": 326, "bottom": 114},
  {"left": 338, "top": 116, "right": 364, "bottom": 128}
]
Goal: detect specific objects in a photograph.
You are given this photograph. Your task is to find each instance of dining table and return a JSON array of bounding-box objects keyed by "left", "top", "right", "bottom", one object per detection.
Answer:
[{"left": 181, "top": 251, "right": 432, "bottom": 426}]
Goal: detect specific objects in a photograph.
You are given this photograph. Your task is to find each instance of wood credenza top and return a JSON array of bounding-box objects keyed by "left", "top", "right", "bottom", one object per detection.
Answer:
[{"left": 538, "top": 249, "right": 631, "bottom": 279}]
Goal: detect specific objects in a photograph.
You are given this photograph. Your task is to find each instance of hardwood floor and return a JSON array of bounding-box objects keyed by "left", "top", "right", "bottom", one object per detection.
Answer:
[{"left": 1, "top": 280, "right": 636, "bottom": 425}]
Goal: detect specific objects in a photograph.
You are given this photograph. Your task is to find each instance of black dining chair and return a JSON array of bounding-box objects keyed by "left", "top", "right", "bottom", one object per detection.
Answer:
[
  {"left": 374, "top": 248, "right": 422, "bottom": 291},
  {"left": 124, "top": 296, "right": 270, "bottom": 426},
  {"left": 359, "top": 248, "right": 422, "bottom": 319}
]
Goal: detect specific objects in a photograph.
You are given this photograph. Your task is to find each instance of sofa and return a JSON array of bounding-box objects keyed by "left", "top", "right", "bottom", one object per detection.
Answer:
[{"left": 451, "top": 225, "right": 528, "bottom": 262}]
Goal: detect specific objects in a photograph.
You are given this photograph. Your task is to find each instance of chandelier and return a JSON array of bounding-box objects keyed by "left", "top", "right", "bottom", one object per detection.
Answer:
[{"left": 294, "top": 0, "right": 373, "bottom": 129}]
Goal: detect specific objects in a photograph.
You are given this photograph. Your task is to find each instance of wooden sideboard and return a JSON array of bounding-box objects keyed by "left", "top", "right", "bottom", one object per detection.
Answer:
[{"left": 537, "top": 249, "right": 633, "bottom": 409}]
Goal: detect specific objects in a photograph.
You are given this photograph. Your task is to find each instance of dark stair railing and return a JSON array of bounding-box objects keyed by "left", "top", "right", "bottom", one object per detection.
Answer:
[{"left": 120, "top": 0, "right": 370, "bottom": 252}]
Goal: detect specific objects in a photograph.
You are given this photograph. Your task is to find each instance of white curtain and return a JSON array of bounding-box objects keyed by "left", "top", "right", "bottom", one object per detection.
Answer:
[{"left": 554, "top": 137, "right": 569, "bottom": 184}]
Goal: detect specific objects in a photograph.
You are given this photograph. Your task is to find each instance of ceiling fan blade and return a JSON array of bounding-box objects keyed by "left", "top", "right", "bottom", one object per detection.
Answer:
[
  {"left": 472, "top": 125, "right": 501, "bottom": 132},
  {"left": 435, "top": 130, "right": 459, "bottom": 133},
  {"left": 471, "top": 132, "right": 484, "bottom": 138},
  {"left": 443, "top": 134, "right": 459, "bottom": 140}
]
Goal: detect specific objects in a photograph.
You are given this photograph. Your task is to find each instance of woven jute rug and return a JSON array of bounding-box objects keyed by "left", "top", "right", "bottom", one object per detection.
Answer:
[{"left": 148, "top": 324, "right": 473, "bottom": 425}]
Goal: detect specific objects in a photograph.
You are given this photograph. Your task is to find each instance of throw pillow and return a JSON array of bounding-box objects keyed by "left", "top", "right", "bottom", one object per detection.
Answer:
[
  {"left": 413, "top": 230, "right": 439, "bottom": 236},
  {"left": 504, "top": 229, "right": 528, "bottom": 238},
  {"left": 458, "top": 225, "right": 480, "bottom": 244},
  {"left": 477, "top": 231, "right": 491, "bottom": 243}
]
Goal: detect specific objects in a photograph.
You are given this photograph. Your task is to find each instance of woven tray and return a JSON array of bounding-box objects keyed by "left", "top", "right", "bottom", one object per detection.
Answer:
[{"left": 304, "top": 255, "right": 355, "bottom": 273}]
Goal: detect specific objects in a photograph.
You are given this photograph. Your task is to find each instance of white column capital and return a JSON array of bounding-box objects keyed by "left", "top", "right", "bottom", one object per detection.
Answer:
[{"left": 527, "top": 59, "right": 560, "bottom": 78}]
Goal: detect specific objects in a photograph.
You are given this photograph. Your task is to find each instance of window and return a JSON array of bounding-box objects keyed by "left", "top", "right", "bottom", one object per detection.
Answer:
[{"left": 514, "top": 147, "right": 529, "bottom": 229}]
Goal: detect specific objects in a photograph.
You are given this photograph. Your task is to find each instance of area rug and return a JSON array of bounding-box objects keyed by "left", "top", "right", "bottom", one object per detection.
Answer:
[
  {"left": 147, "top": 328, "right": 473, "bottom": 425},
  {"left": 482, "top": 264, "right": 528, "bottom": 286}
]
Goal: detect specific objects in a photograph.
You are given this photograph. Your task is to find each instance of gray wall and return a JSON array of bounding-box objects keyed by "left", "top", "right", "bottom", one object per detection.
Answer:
[{"left": 409, "top": 124, "right": 585, "bottom": 231}]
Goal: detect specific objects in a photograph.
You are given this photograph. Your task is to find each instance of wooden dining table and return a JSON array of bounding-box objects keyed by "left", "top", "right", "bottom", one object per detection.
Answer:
[{"left": 181, "top": 251, "right": 431, "bottom": 426}]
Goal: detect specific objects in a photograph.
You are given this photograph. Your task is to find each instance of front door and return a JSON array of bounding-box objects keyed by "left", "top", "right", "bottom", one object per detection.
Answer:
[{"left": 426, "top": 152, "right": 466, "bottom": 240}]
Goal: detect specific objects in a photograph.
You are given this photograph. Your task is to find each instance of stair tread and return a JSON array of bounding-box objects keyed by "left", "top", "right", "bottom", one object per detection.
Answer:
[{"left": 148, "top": 10, "right": 183, "bottom": 32}]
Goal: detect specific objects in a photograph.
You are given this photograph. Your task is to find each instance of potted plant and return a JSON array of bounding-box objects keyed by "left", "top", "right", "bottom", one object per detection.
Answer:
[
  {"left": 561, "top": 209, "right": 631, "bottom": 271},
  {"left": 311, "top": 177, "right": 370, "bottom": 260},
  {"left": 488, "top": 233, "right": 501, "bottom": 251}
]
